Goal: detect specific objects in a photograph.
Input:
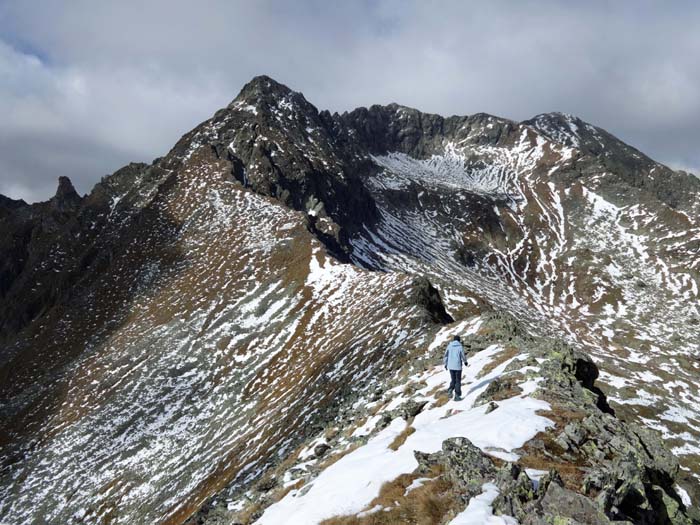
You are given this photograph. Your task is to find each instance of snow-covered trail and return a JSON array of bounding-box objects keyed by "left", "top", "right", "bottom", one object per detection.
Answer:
[{"left": 255, "top": 321, "right": 553, "bottom": 525}]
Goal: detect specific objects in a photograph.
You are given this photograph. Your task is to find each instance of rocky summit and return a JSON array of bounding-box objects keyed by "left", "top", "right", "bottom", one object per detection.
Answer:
[{"left": 0, "top": 75, "right": 699, "bottom": 524}]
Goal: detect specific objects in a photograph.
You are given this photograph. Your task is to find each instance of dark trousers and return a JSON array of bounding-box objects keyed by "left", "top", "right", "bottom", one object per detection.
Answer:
[{"left": 448, "top": 369, "right": 462, "bottom": 397}]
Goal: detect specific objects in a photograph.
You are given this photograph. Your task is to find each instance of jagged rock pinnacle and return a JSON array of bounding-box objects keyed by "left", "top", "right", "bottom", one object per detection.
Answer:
[{"left": 52, "top": 176, "right": 82, "bottom": 211}]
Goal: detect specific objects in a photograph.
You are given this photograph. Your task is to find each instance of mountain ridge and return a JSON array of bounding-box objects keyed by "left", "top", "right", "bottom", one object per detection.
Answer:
[
  {"left": 1, "top": 75, "right": 699, "bottom": 524},
  {"left": 9, "top": 75, "right": 698, "bottom": 210}
]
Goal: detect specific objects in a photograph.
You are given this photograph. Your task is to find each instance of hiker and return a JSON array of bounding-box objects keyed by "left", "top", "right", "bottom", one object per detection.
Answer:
[{"left": 444, "top": 335, "right": 466, "bottom": 401}]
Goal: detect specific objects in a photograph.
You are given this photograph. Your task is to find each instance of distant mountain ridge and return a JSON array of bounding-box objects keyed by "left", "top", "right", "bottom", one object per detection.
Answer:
[{"left": 1, "top": 75, "right": 698, "bottom": 524}]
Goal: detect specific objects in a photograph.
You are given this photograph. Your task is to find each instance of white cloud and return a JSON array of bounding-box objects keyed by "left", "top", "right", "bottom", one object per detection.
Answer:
[
  {"left": 0, "top": 39, "right": 232, "bottom": 200},
  {"left": 1, "top": 1, "right": 699, "bottom": 201}
]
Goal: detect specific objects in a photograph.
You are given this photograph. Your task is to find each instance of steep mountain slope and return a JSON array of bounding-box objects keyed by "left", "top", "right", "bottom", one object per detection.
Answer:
[
  {"left": 1, "top": 76, "right": 698, "bottom": 524},
  {"left": 0, "top": 135, "right": 448, "bottom": 524}
]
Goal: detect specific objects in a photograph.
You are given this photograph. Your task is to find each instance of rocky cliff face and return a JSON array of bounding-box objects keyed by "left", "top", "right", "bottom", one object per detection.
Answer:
[{"left": 0, "top": 76, "right": 698, "bottom": 524}]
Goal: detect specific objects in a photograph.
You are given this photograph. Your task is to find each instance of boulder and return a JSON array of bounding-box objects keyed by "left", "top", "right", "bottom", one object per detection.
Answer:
[{"left": 313, "top": 443, "right": 331, "bottom": 458}]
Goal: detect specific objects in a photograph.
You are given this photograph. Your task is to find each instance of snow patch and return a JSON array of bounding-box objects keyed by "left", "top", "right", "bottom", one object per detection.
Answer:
[{"left": 448, "top": 483, "right": 517, "bottom": 525}]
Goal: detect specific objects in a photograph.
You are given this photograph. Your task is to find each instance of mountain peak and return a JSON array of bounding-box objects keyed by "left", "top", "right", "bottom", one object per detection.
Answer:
[
  {"left": 241, "top": 74, "right": 292, "bottom": 94},
  {"left": 526, "top": 111, "right": 584, "bottom": 132},
  {"left": 523, "top": 112, "right": 599, "bottom": 152},
  {"left": 229, "top": 75, "right": 299, "bottom": 108},
  {"left": 224, "top": 75, "right": 321, "bottom": 130}
]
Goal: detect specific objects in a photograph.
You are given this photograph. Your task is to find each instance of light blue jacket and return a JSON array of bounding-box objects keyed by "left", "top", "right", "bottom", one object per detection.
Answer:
[{"left": 444, "top": 340, "right": 466, "bottom": 370}]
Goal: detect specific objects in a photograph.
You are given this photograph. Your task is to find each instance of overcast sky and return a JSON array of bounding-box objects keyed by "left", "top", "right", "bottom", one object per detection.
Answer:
[{"left": 1, "top": 1, "right": 699, "bottom": 202}]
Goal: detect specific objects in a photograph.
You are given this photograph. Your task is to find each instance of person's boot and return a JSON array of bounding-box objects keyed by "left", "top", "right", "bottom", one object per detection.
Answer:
[
  {"left": 447, "top": 387, "right": 454, "bottom": 396},
  {"left": 454, "top": 393, "right": 463, "bottom": 401}
]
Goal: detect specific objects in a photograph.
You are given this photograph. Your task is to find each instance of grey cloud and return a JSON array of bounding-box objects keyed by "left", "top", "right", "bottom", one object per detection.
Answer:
[{"left": 1, "top": 0, "right": 699, "bottom": 202}]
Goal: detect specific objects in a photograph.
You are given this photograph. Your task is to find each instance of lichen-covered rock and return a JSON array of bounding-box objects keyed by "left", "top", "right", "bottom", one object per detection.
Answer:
[
  {"left": 492, "top": 463, "right": 537, "bottom": 518},
  {"left": 439, "top": 437, "right": 498, "bottom": 498},
  {"left": 524, "top": 479, "right": 614, "bottom": 525},
  {"left": 394, "top": 398, "right": 428, "bottom": 420}
]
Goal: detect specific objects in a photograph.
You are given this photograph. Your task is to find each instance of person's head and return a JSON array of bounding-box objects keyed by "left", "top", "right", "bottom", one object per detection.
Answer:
[{"left": 453, "top": 335, "right": 461, "bottom": 342}]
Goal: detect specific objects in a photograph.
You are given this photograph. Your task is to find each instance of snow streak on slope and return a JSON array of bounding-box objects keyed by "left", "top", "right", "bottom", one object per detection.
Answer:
[
  {"left": 255, "top": 321, "right": 551, "bottom": 524},
  {"left": 371, "top": 143, "right": 517, "bottom": 199},
  {"left": 0, "top": 149, "right": 434, "bottom": 524},
  {"left": 356, "top": 128, "right": 574, "bottom": 332}
]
